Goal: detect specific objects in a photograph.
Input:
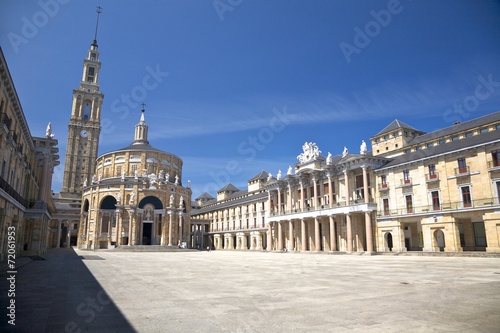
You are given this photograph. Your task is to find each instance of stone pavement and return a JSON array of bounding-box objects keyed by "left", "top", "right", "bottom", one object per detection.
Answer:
[{"left": 1, "top": 248, "right": 500, "bottom": 332}]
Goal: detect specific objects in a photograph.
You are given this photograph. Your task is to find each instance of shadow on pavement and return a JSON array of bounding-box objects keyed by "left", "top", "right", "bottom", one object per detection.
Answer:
[{"left": 0, "top": 247, "right": 136, "bottom": 333}]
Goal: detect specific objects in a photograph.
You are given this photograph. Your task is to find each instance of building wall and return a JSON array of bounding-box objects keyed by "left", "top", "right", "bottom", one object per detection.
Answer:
[
  {"left": 0, "top": 48, "right": 59, "bottom": 260},
  {"left": 79, "top": 149, "right": 191, "bottom": 249},
  {"left": 374, "top": 118, "right": 500, "bottom": 253}
]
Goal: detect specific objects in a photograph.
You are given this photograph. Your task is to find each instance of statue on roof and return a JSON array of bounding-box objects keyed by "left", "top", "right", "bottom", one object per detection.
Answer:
[
  {"left": 277, "top": 170, "right": 282, "bottom": 180},
  {"left": 326, "top": 152, "right": 333, "bottom": 165},
  {"left": 45, "top": 122, "right": 55, "bottom": 138},
  {"left": 360, "top": 140, "right": 367, "bottom": 155},
  {"left": 297, "top": 142, "right": 321, "bottom": 163},
  {"left": 342, "top": 147, "right": 348, "bottom": 158},
  {"left": 267, "top": 172, "right": 273, "bottom": 181},
  {"left": 287, "top": 165, "right": 293, "bottom": 175}
]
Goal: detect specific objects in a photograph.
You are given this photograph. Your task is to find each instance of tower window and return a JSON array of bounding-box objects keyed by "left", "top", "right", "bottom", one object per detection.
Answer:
[{"left": 87, "top": 67, "right": 95, "bottom": 83}]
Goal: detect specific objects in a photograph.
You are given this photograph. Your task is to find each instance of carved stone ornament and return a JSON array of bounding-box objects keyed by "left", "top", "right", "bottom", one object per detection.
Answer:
[{"left": 297, "top": 142, "right": 321, "bottom": 164}]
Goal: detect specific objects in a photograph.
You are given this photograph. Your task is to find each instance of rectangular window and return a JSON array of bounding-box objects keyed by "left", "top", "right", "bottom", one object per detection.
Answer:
[
  {"left": 431, "top": 191, "right": 440, "bottom": 210},
  {"left": 381, "top": 175, "right": 387, "bottom": 187},
  {"left": 116, "top": 165, "right": 122, "bottom": 176},
  {"left": 452, "top": 136, "right": 459, "bottom": 141},
  {"left": 383, "top": 198, "right": 389, "bottom": 215},
  {"left": 457, "top": 158, "right": 467, "bottom": 173},
  {"left": 465, "top": 132, "right": 472, "bottom": 138},
  {"left": 87, "top": 66, "right": 95, "bottom": 83},
  {"left": 393, "top": 131, "right": 398, "bottom": 137},
  {"left": 439, "top": 139, "right": 446, "bottom": 144},
  {"left": 492, "top": 150, "right": 500, "bottom": 167},
  {"left": 1, "top": 160, "right": 6, "bottom": 178},
  {"left": 427, "top": 143, "right": 434, "bottom": 148},
  {"left": 480, "top": 128, "right": 488, "bottom": 133},
  {"left": 405, "top": 195, "right": 413, "bottom": 213},
  {"left": 461, "top": 186, "right": 472, "bottom": 208},
  {"left": 403, "top": 170, "right": 410, "bottom": 184},
  {"left": 428, "top": 164, "right": 437, "bottom": 178}
]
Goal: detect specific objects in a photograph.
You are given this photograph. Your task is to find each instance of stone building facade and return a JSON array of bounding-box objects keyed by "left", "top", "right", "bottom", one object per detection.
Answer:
[
  {"left": 0, "top": 47, "right": 60, "bottom": 260},
  {"left": 372, "top": 112, "right": 500, "bottom": 253},
  {"left": 192, "top": 112, "right": 500, "bottom": 254},
  {"left": 78, "top": 109, "right": 192, "bottom": 249}
]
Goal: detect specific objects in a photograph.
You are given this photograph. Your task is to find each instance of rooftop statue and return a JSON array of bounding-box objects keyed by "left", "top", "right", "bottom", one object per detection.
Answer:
[
  {"left": 297, "top": 142, "right": 321, "bottom": 163},
  {"left": 45, "top": 122, "right": 55, "bottom": 138},
  {"left": 360, "top": 140, "right": 367, "bottom": 155},
  {"left": 342, "top": 147, "right": 348, "bottom": 158}
]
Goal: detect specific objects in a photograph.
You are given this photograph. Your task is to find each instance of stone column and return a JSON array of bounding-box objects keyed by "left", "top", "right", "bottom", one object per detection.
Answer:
[
  {"left": 301, "top": 218, "right": 307, "bottom": 251},
  {"left": 362, "top": 166, "right": 369, "bottom": 203},
  {"left": 129, "top": 209, "right": 136, "bottom": 245},
  {"left": 312, "top": 176, "right": 318, "bottom": 209},
  {"left": 161, "top": 210, "right": 168, "bottom": 245},
  {"left": 299, "top": 181, "right": 304, "bottom": 212},
  {"left": 287, "top": 184, "right": 292, "bottom": 214},
  {"left": 267, "top": 223, "right": 272, "bottom": 251},
  {"left": 277, "top": 188, "right": 282, "bottom": 214},
  {"left": 346, "top": 214, "right": 352, "bottom": 252},
  {"left": 178, "top": 213, "right": 184, "bottom": 245},
  {"left": 329, "top": 215, "right": 336, "bottom": 251},
  {"left": 314, "top": 217, "right": 320, "bottom": 251},
  {"left": 328, "top": 174, "right": 333, "bottom": 208},
  {"left": 56, "top": 220, "right": 62, "bottom": 248},
  {"left": 365, "top": 212, "right": 374, "bottom": 253},
  {"left": 168, "top": 212, "right": 173, "bottom": 246},
  {"left": 267, "top": 190, "right": 272, "bottom": 215},
  {"left": 288, "top": 220, "right": 294, "bottom": 251},
  {"left": 344, "top": 170, "right": 349, "bottom": 205},
  {"left": 115, "top": 210, "right": 120, "bottom": 245},
  {"left": 66, "top": 223, "right": 71, "bottom": 248},
  {"left": 277, "top": 221, "right": 283, "bottom": 251}
]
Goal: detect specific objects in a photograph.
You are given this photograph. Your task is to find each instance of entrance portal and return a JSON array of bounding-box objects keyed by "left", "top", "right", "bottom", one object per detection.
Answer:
[
  {"left": 434, "top": 229, "right": 445, "bottom": 251},
  {"left": 386, "top": 232, "right": 393, "bottom": 252},
  {"left": 142, "top": 223, "right": 152, "bottom": 245}
]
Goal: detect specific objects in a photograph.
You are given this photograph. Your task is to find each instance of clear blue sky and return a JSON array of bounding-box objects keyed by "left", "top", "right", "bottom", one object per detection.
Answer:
[{"left": 1, "top": 0, "right": 500, "bottom": 199}]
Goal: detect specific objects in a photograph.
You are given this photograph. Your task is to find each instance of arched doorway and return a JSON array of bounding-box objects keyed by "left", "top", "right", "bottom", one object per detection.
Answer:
[
  {"left": 385, "top": 232, "right": 393, "bottom": 252},
  {"left": 434, "top": 229, "right": 445, "bottom": 251},
  {"left": 138, "top": 196, "right": 163, "bottom": 245}
]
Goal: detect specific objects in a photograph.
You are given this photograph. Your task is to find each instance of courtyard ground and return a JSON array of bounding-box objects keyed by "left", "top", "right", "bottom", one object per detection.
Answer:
[{"left": 1, "top": 248, "right": 500, "bottom": 332}]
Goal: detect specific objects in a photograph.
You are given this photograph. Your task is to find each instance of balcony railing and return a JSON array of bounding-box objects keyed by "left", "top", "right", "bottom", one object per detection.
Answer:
[
  {"left": 0, "top": 113, "right": 11, "bottom": 134},
  {"left": 425, "top": 172, "right": 439, "bottom": 182},
  {"left": 0, "top": 176, "right": 27, "bottom": 208},
  {"left": 269, "top": 198, "right": 375, "bottom": 217},
  {"left": 400, "top": 178, "right": 412, "bottom": 186},
  {"left": 454, "top": 166, "right": 470, "bottom": 176},
  {"left": 377, "top": 198, "right": 498, "bottom": 217},
  {"left": 378, "top": 183, "right": 389, "bottom": 191}
]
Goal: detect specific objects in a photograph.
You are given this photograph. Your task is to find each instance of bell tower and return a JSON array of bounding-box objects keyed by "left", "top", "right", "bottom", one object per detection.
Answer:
[{"left": 61, "top": 7, "right": 104, "bottom": 194}]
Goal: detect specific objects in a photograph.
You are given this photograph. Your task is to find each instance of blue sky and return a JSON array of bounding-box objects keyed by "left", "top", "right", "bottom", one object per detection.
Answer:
[{"left": 1, "top": 0, "right": 500, "bottom": 199}]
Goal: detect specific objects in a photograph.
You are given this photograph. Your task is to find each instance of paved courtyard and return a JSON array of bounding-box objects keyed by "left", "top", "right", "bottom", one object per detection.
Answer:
[{"left": 1, "top": 248, "right": 500, "bottom": 332}]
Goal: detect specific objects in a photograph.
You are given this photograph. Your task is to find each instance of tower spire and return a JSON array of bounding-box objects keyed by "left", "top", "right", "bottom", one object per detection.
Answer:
[
  {"left": 133, "top": 105, "right": 149, "bottom": 145},
  {"left": 92, "top": 6, "right": 103, "bottom": 48}
]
